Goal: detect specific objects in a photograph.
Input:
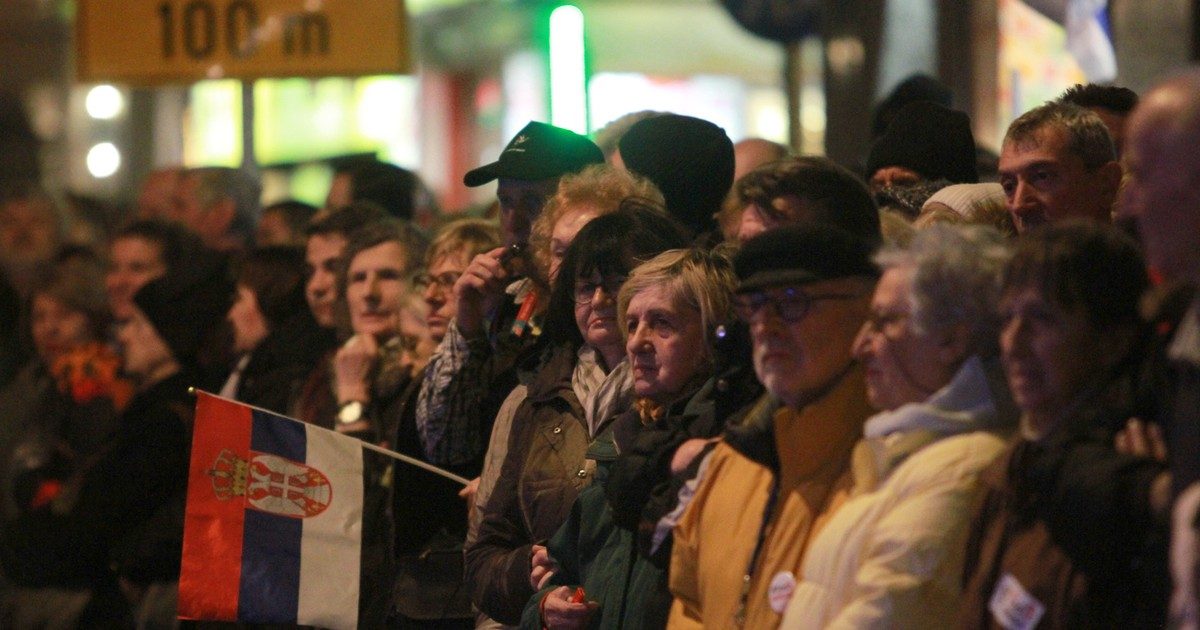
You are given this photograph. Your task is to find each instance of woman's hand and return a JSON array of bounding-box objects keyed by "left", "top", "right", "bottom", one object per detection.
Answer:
[
  {"left": 458, "top": 476, "right": 480, "bottom": 520},
  {"left": 540, "top": 586, "right": 598, "bottom": 630}
]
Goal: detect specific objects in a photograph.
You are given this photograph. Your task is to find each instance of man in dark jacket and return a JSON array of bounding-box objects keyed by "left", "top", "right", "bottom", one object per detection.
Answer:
[{"left": 1118, "top": 66, "right": 1200, "bottom": 627}]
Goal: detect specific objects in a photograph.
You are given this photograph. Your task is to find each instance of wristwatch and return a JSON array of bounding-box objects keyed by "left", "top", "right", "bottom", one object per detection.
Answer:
[{"left": 337, "top": 400, "right": 366, "bottom": 425}]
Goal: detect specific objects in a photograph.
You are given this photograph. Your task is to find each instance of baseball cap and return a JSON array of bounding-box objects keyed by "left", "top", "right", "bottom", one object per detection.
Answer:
[{"left": 463, "top": 121, "right": 604, "bottom": 187}]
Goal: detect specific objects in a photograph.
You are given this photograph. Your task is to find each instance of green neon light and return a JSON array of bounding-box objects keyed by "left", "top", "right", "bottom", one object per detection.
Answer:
[{"left": 549, "top": 5, "right": 587, "bottom": 134}]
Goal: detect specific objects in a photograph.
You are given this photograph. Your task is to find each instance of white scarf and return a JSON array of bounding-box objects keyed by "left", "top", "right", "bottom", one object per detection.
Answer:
[{"left": 572, "top": 345, "right": 633, "bottom": 437}]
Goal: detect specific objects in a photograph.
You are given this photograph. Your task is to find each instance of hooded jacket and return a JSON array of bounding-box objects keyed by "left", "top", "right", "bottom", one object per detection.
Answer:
[{"left": 780, "top": 355, "right": 1016, "bottom": 628}]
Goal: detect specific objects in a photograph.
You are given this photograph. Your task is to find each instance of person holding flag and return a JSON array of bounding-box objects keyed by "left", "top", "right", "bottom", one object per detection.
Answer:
[{"left": 177, "top": 218, "right": 474, "bottom": 628}]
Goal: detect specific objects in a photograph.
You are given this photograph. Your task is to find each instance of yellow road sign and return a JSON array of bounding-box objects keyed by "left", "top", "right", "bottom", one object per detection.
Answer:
[{"left": 77, "top": 0, "right": 411, "bottom": 84}]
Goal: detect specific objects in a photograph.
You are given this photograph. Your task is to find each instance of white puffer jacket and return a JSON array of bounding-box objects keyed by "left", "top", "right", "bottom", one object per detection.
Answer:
[{"left": 780, "top": 355, "right": 1016, "bottom": 629}]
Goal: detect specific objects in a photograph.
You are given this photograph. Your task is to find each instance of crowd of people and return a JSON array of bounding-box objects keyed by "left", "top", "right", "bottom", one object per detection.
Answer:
[{"left": 0, "top": 66, "right": 1198, "bottom": 629}]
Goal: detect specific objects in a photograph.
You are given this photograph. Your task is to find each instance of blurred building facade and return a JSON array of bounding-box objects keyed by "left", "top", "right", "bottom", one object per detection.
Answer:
[{"left": 1, "top": 0, "right": 1196, "bottom": 215}]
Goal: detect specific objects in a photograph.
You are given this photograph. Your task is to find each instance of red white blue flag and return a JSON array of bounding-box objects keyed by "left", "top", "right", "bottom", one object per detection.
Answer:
[
  {"left": 1064, "top": 0, "right": 1116, "bottom": 82},
  {"left": 177, "top": 391, "right": 384, "bottom": 629}
]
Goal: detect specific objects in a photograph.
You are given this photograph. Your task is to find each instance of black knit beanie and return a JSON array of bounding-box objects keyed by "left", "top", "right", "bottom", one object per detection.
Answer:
[
  {"left": 618, "top": 114, "right": 734, "bottom": 238},
  {"left": 132, "top": 251, "right": 233, "bottom": 365},
  {"left": 866, "top": 101, "right": 978, "bottom": 185}
]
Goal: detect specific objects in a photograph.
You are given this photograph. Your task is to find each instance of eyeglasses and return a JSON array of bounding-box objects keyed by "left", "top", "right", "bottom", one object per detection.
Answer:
[
  {"left": 733, "top": 287, "right": 863, "bottom": 323},
  {"left": 574, "top": 276, "right": 626, "bottom": 304},
  {"left": 412, "top": 271, "right": 461, "bottom": 294}
]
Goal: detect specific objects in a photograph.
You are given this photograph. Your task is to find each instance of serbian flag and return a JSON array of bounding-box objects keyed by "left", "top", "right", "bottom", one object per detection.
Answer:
[{"left": 178, "top": 391, "right": 389, "bottom": 629}]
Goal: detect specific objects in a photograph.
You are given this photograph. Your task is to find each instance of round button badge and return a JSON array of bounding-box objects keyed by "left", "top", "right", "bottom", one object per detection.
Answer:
[{"left": 768, "top": 570, "right": 796, "bottom": 613}]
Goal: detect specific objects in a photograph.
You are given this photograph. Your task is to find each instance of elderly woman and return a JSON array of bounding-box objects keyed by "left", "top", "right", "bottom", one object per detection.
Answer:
[
  {"left": 390, "top": 218, "right": 498, "bottom": 624},
  {"left": 957, "top": 222, "right": 1169, "bottom": 628},
  {"left": 221, "top": 246, "right": 335, "bottom": 414},
  {"left": 465, "top": 207, "right": 688, "bottom": 625},
  {"left": 523, "top": 247, "right": 740, "bottom": 629},
  {"left": 416, "top": 219, "right": 501, "bottom": 345},
  {"left": 530, "top": 164, "right": 663, "bottom": 284},
  {"left": 412, "top": 218, "right": 499, "bottom": 464},
  {"left": 778, "top": 225, "right": 1016, "bottom": 627}
]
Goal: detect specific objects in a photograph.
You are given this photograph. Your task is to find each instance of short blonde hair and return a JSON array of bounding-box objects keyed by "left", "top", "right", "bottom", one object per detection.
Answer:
[
  {"left": 530, "top": 164, "right": 663, "bottom": 278},
  {"left": 617, "top": 247, "right": 737, "bottom": 363},
  {"left": 425, "top": 218, "right": 500, "bottom": 267}
]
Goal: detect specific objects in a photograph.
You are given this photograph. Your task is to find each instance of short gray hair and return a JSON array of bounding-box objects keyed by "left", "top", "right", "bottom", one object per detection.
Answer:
[
  {"left": 874, "top": 224, "right": 1010, "bottom": 357},
  {"left": 188, "top": 166, "right": 262, "bottom": 243},
  {"left": 1003, "top": 101, "right": 1116, "bottom": 170}
]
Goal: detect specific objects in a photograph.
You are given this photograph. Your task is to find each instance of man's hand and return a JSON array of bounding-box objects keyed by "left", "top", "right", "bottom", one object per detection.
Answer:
[
  {"left": 1115, "top": 418, "right": 1168, "bottom": 462},
  {"left": 334, "top": 333, "right": 377, "bottom": 404},
  {"left": 454, "top": 247, "right": 512, "bottom": 338},
  {"left": 671, "top": 438, "right": 717, "bottom": 474},
  {"left": 540, "top": 586, "right": 598, "bottom": 630}
]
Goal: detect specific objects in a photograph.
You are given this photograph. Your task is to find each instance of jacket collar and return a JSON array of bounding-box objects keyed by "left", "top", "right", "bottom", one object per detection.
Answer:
[
  {"left": 863, "top": 354, "right": 1016, "bottom": 439},
  {"left": 724, "top": 362, "right": 871, "bottom": 477},
  {"left": 525, "top": 342, "right": 579, "bottom": 404}
]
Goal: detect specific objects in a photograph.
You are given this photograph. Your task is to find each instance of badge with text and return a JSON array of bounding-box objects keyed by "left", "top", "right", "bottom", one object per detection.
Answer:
[
  {"left": 988, "top": 573, "right": 1045, "bottom": 630},
  {"left": 768, "top": 570, "right": 797, "bottom": 613}
]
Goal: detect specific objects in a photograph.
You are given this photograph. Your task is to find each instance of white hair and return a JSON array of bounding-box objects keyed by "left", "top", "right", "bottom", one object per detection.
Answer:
[{"left": 874, "top": 224, "right": 1011, "bottom": 356}]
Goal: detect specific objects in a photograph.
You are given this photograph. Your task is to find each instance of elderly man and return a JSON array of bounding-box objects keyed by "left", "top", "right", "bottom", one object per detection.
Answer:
[
  {"left": 1119, "top": 67, "right": 1200, "bottom": 627},
  {"left": 668, "top": 223, "right": 877, "bottom": 628},
  {"left": 997, "top": 101, "right": 1122, "bottom": 233}
]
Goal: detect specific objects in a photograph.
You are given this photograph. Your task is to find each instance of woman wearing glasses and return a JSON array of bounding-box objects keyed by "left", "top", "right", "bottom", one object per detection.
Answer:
[
  {"left": 465, "top": 207, "right": 688, "bottom": 625},
  {"left": 416, "top": 219, "right": 501, "bottom": 346},
  {"left": 384, "top": 219, "right": 499, "bottom": 625},
  {"left": 780, "top": 225, "right": 1017, "bottom": 627}
]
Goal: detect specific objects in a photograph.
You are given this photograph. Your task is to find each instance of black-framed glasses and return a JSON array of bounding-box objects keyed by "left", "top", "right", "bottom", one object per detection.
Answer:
[
  {"left": 733, "top": 287, "right": 862, "bottom": 323},
  {"left": 412, "top": 271, "right": 461, "bottom": 294},
  {"left": 573, "top": 276, "right": 626, "bottom": 304}
]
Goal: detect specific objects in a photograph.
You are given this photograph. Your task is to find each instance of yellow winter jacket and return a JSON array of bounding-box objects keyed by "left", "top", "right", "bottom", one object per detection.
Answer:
[{"left": 667, "top": 365, "right": 872, "bottom": 629}]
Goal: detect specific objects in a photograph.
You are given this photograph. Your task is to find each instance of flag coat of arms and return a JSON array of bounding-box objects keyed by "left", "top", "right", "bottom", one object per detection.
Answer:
[{"left": 178, "top": 392, "right": 388, "bottom": 629}]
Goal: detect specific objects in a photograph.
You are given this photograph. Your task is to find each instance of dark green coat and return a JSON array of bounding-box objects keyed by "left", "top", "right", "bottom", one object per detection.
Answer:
[{"left": 519, "top": 432, "right": 666, "bottom": 630}]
